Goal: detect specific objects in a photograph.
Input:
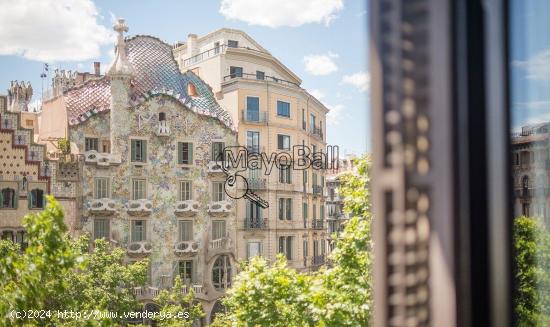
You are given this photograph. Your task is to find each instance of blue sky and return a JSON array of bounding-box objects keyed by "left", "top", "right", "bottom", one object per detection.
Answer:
[
  {"left": 0, "top": 0, "right": 369, "bottom": 155},
  {"left": 510, "top": 0, "right": 550, "bottom": 130}
]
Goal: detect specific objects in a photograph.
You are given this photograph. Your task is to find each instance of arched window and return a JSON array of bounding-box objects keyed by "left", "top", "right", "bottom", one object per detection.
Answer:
[
  {"left": 1, "top": 188, "right": 16, "bottom": 208},
  {"left": 187, "top": 82, "right": 197, "bottom": 97},
  {"left": 210, "top": 300, "right": 227, "bottom": 323},
  {"left": 212, "top": 255, "right": 231, "bottom": 291},
  {"left": 29, "top": 188, "right": 44, "bottom": 209},
  {"left": 158, "top": 112, "right": 166, "bottom": 121}
]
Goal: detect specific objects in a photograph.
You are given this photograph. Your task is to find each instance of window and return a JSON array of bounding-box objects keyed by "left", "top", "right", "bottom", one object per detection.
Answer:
[
  {"left": 277, "top": 134, "right": 290, "bottom": 150},
  {"left": 279, "top": 165, "right": 292, "bottom": 184},
  {"left": 93, "top": 218, "right": 110, "bottom": 240},
  {"left": 214, "top": 41, "right": 220, "bottom": 54},
  {"left": 320, "top": 205, "right": 325, "bottom": 220},
  {"left": 187, "top": 82, "right": 197, "bottom": 96},
  {"left": 212, "top": 182, "right": 225, "bottom": 201},
  {"left": 303, "top": 170, "right": 308, "bottom": 186},
  {"left": 158, "top": 112, "right": 166, "bottom": 121},
  {"left": 247, "top": 131, "right": 260, "bottom": 153},
  {"left": 303, "top": 238, "right": 309, "bottom": 260},
  {"left": 212, "top": 142, "right": 225, "bottom": 161},
  {"left": 256, "top": 71, "right": 265, "bottom": 80},
  {"left": 246, "top": 200, "right": 263, "bottom": 226},
  {"left": 178, "top": 142, "right": 193, "bottom": 165},
  {"left": 303, "top": 203, "right": 308, "bottom": 227},
  {"left": 101, "top": 140, "right": 110, "bottom": 153},
  {"left": 229, "top": 66, "right": 243, "bottom": 78},
  {"left": 179, "top": 260, "right": 194, "bottom": 283},
  {"left": 212, "top": 255, "right": 232, "bottom": 290},
  {"left": 247, "top": 242, "right": 263, "bottom": 259},
  {"left": 278, "top": 236, "right": 293, "bottom": 260},
  {"left": 212, "top": 220, "right": 226, "bottom": 240},
  {"left": 94, "top": 177, "right": 110, "bottom": 199},
  {"left": 132, "top": 179, "right": 146, "bottom": 200},
  {"left": 85, "top": 137, "right": 99, "bottom": 152},
  {"left": 310, "top": 113, "right": 316, "bottom": 132},
  {"left": 246, "top": 97, "right": 260, "bottom": 121},
  {"left": 178, "top": 220, "right": 193, "bottom": 242},
  {"left": 278, "top": 198, "right": 292, "bottom": 220},
  {"left": 0, "top": 187, "right": 16, "bottom": 209},
  {"left": 131, "top": 220, "right": 146, "bottom": 242},
  {"left": 130, "top": 139, "right": 147, "bottom": 163},
  {"left": 302, "top": 109, "right": 306, "bottom": 130},
  {"left": 227, "top": 40, "right": 238, "bottom": 48},
  {"left": 179, "top": 181, "right": 192, "bottom": 201},
  {"left": 277, "top": 100, "right": 290, "bottom": 117},
  {"left": 29, "top": 188, "right": 44, "bottom": 209}
]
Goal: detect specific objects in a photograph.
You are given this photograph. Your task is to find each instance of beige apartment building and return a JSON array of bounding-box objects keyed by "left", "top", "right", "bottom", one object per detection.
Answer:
[{"left": 174, "top": 29, "right": 330, "bottom": 270}]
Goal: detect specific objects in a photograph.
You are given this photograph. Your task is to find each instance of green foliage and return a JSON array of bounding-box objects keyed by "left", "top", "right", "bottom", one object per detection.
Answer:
[
  {"left": 220, "top": 155, "right": 372, "bottom": 327},
  {"left": 58, "top": 138, "right": 71, "bottom": 155},
  {"left": 223, "top": 255, "right": 314, "bottom": 327},
  {"left": 152, "top": 276, "right": 204, "bottom": 327},
  {"left": 514, "top": 216, "right": 550, "bottom": 326},
  {"left": 0, "top": 197, "right": 148, "bottom": 326}
]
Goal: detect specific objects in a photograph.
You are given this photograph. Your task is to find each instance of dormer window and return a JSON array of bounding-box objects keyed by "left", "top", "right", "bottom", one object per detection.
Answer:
[
  {"left": 159, "top": 112, "right": 166, "bottom": 121},
  {"left": 187, "top": 82, "right": 197, "bottom": 96}
]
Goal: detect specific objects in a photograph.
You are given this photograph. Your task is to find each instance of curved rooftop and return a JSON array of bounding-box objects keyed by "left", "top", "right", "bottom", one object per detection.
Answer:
[{"left": 64, "top": 35, "right": 234, "bottom": 130}]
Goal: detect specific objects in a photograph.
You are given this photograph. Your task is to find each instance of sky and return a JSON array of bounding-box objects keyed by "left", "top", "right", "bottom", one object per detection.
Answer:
[
  {"left": 510, "top": 0, "right": 550, "bottom": 131},
  {"left": 0, "top": 0, "right": 369, "bottom": 155}
]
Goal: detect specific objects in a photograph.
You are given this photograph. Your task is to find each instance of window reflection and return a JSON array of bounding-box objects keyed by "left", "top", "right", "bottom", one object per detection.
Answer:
[{"left": 510, "top": 0, "right": 550, "bottom": 324}]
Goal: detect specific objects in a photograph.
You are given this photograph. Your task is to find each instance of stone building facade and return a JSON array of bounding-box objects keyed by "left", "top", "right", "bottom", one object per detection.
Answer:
[
  {"left": 173, "top": 28, "right": 330, "bottom": 271},
  {"left": 39, "top": 19, "right": 238, "bottom": 323},
  {"left": 0, "top": 94, "right": 80, "bottom": 247},
  {"left": 511, "top": 123, "right": 550, "bottom": 225}
]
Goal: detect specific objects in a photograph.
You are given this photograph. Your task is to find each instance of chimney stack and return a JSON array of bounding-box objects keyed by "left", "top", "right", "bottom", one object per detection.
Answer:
[
  {"left": 187, "top": 34, "right": 198, "bottom": 56},
  {"left": 94, "top": 62, "right": 100, "bottom": 76}
]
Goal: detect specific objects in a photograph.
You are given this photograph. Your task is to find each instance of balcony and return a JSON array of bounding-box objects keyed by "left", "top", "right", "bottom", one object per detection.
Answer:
[
  {"left": 210, "top": 237, "right": 232, "bottom": 250},
  {"left": 127, "top": 241, "right": 153, "bottom": 255},
  {"left": 88, "top": 198, "right": 116, "bottom": 215},
  {"left": 207, "top": 160, "right": 227, "bottom": 174},
  {"left": 207, "top": 200, "right": 233, "bottom": 216},
  {"left": 242, "top": 110, "right": 267, "bottom": 123},
  {"left": 174, "top": 200, "right": 199, "bottom": 216},
  {"left": 181, "top": 284, "right": 204, "bottom": 295},
  {"left": 126, "top": 199, "right": 153, "bottom": 216},
  {"left": 84, "top": 150, "right": 122, "bottom": 167},
  {"left": 155, "top": 120, "right": 171, "bottom": 137},
  {"left": 244, "top": 218, "right": 268, "bottom": 229},
  {"left": 313, "top": 185, "right": 323, "bottom": 195},
  {"left": 310, "top": 126, "right": 324, "bottom": 140},
  {"left": 182, "top": 44, "right": 227, "bottom": 67},
  {"left": 312, "top": 255, "right": 325, "bottom": 266},
  {"left": 223, "top": 72, "right": 301, "bottom": 88},
  {"left": 312, "top": 219, "right": 325, "bottom": 230},
  {"left": 247, "top": 178, "right": 267, "bottom": 190},
  {"left": 133, "top": 286, "right": 159, "bottom": 300},
  {"left": 174, "top": 240, "right": 200, "bottom": 255}
]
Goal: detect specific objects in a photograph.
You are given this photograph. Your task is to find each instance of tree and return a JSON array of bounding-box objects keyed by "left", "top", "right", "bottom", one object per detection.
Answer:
[
  {"left": 58, "top": 138, "right": 71, "bottom": 155},
  {"left": 223, "top": 255, "right": 314, "bottom": 327},
  {"left": 514, "top": 215, "right": 550, "bottom": 326},
  {"left": 0, "top": 197, "right": 148, "bottom": 326},
  {"left": 220, "top": 155, "right": 372, "bottom": 326},
  {"left": 152, "top": 276, "right": 204, "bottom": 327}
]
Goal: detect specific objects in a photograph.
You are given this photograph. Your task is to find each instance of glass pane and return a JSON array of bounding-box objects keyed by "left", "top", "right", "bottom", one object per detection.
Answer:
[{"left": 510, "top": 1, "right": 550, "bottom": 324}]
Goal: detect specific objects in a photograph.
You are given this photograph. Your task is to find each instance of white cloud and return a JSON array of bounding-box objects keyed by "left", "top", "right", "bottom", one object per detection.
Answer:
[
  {"left": 219, "top": 0, "right": 344, "bottom": 28},
  {"left": 326, "top": 104, "right": 345, "bottom": 125},
  {"left": 308, "top": 89, "right": 325, "bottom": 101},
  {"left": 342, "top": 72, "right": 370, "bottom": 92},
  {"left": 0, "top": 0, "right": 113, "bottom": 62},
  {"left": 303, "top": 52, "right": 338, "bottom": 76},
  {"left": 516, "top": 101, "right": 550, "bottom": 110},
  {"left": 513, "top": 49, "right": 550, "bottom": 81}
]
